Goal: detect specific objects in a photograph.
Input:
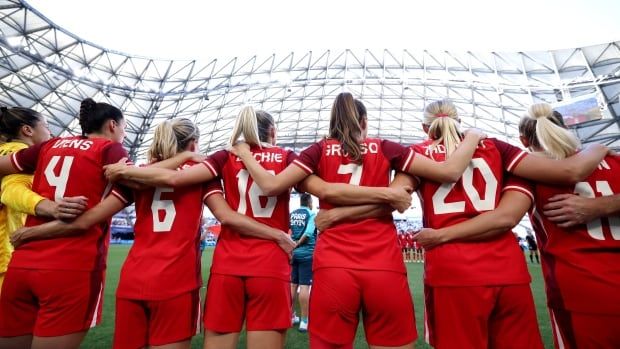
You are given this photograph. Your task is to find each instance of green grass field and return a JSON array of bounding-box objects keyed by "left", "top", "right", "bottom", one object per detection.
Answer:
[{"left": 81, "top": 245, "right": 553, "bottom": 348}]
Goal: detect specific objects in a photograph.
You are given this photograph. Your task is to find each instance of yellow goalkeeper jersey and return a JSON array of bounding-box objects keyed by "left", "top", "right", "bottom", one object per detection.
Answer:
[{"left": 0, "top": 142, "right": 45, "bottom": 274}]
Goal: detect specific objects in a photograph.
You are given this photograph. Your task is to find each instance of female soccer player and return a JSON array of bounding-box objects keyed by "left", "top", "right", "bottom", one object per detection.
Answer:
[
  {"left": 0, "top": 98, "right": 128, "bottom": 349},
  {"left": 11, "top": 118, "right": 297, "bottom": 349},
  {"left": 0, "top": 106, "right": 89, "bottom": 293},
  {"left": 226, "top": 93, "right": 490, "bottom": 349},
  {"left": 408, "top": 99, "right": 609, "bottom": 349},
  {"left": 518, "top": 103, "right": 620, "bottom": 348}
]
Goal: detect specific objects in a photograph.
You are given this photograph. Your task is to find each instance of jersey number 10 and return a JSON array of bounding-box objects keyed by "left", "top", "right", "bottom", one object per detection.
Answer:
[{"left": 236, "top": 169, "right": 277, "bottom": 218}]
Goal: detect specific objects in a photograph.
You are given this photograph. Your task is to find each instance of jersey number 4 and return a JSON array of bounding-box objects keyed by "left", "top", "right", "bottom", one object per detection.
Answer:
[{"left": 44, "top": 155, "right": 74, "bottom": 201}]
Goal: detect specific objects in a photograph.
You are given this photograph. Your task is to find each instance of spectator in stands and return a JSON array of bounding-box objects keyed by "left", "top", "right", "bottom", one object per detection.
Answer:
[{"left": 289, "top": 193, "right": 316, "bottom": 332}]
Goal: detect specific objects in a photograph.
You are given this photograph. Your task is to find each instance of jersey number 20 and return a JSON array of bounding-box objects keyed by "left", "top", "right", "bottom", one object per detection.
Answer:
[{"left": 432, "top": 158, "right": 498, "bottom": 214}]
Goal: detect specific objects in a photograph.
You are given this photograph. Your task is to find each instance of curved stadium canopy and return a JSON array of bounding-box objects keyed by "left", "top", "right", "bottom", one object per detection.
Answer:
[{"left": 1, "top": 0, "right": 619, "bottom": 161}]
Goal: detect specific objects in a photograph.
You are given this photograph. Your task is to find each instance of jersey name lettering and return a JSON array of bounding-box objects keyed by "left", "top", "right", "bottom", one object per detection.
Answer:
[
  {"left": 51, "top": 139, "right": 93, "bottom": 151},
  {"left": 325, "top": 142, "right": 378, "bottom": 157},
  {"left": 235, "top": 152, "right": 283, "bottom": 163}
]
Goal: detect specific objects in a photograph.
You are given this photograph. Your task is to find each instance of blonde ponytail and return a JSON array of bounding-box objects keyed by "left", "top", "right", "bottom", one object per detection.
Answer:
[
  {"left": 423, "top": 99, "right": 462, "bottom": 158},
  {"left": 229, "top": 106, "right": 262, "bottom": 148},
  {"left": 520, "top": 103, "right": 580, "bottom": 159},
  {"left": 148, "top": 118, "right": 200, "bottom": 162}
]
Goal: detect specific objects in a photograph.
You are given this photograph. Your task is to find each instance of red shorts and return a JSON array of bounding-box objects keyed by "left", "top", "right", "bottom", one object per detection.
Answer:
[
  {"left": 0, "top": 268, "right": 104, "bottom": 337},
  {"left": 550, "top": 308, "right": 620, "bottom": 349},
  {"left": 309, "top": 268, "right": 416, "bottom": 347},
  {"left": 203, "top": 273, "right": 291, "bottom": 332},
  {"left": 113, "top": 290, "right": 200, "bottom": 349},
  {"left": 425, "top": 284, "right": 543, "bottom": 349}
]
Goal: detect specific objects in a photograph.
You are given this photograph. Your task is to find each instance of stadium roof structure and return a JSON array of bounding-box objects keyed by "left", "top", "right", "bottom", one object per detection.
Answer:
[{"left": 1, "top": 0, "right": 619, "bottom": 161}]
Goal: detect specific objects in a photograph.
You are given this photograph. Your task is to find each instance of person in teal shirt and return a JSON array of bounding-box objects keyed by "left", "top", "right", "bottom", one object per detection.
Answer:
[{"left": 290, "top": 193, "right": 316, "bottom": 332}]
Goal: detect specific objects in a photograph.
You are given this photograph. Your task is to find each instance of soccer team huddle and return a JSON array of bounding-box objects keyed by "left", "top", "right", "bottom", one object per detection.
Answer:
[{"left": 0, "top": 91, "right": 617, "bottom": 349}]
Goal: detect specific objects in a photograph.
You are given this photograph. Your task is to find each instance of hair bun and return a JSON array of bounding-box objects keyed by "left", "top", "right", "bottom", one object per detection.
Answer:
[{"left": 79, "top": 98, "right": 97, "bottom": 117}]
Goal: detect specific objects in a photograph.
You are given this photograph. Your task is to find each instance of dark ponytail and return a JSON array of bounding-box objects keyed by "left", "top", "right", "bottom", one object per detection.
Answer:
[
  {"left": 0, "top": 106, "right": 43, "bottom": 143},
  {"left": 329, "top": 92, "right": 364, "bottom": 162},
  {"left": 78, "top": 98, "right": 123, "bottom": 137}
]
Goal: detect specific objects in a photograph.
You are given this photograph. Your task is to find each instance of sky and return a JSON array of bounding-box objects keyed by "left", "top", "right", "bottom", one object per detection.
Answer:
[{"left": 27, "top": 0, "right": 620, "bottom": 60}]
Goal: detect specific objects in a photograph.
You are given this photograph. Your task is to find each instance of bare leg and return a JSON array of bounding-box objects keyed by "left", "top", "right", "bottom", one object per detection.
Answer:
[
  {"left": 151, "top": 339, "right": 191, "bottom": 349},
  {"left": 0, "top": 335, "right": 32, "bottom": 349},
  {"left": 369, "top": 342, "right": 415, "bottom": 349},
  {"left": 31, "top": 331, "right": 87, "bottom": 349},
  {"left": 246, "top": 330, "right": 286, "bottom": 349},
  {"left": 203, "top": 330, "right": 239, "bottom": 349},
  {"left": 299, "top": 285, "right": 311, "bottom": 319},
  {"left": 309, "top": 333, "right": 353, "bottom": 349}
]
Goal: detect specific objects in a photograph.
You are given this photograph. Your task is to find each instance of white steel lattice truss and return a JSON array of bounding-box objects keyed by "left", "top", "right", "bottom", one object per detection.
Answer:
[{"left": 1, "top": 0, "right": 619, "bottom": 162}]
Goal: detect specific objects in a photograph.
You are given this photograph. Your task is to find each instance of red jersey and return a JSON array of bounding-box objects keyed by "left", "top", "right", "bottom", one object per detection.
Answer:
[
  {"left": 204, "top": 147, "right": 295, "bottom": 281},
  {"left": 114, "top": 162, "right": 219, "bottom": 300},
  {"left": 294, "top": 138, "right": 412, "bottom": 273},
  {"left": 529, "top": 155, "right": 620, "bottom": 315},
  {"left": 398, "top": 234, "right": 406, "bottom": 248},
  {"left": 413, "top": 138, "right": 530, "bottom": 286},
  {"left": 9, "top": 136, "right": 127, "bottom": 271}
]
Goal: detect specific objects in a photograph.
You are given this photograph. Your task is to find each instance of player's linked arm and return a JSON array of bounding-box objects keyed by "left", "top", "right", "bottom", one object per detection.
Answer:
[
  {"left": 10, "top": 195, "right": 125, "bottom": 248},
  {"left": 543, "top": 193, "right": 620, "bottom": 228},
  {"left": 105, "top": 157, "right": 215, "bottom": 188},
  {"left": 111, "top": 151, "right": 207, "bottom": 190},
  {"left": 414, "top": 190, "right": 531, "bottom": 250},
  {"left": 312, "top": 173, "right": 417, "bottom": 231},
  {"left": 205, "top": 193, "right": 295, "bottom": 255},
  {"left": 1, "top": 174, "right": 45, "bottom": 216},
  {"left": 405, "top": 130, "right": 485, "bottom": 183},
  {"left": 1, "top": 174, "right": 88, "bottom": 221},
  {"left": 297, "top": 173, "right": 413, "bottom": 214},
  {"left": 513, "top": 144, "right": 609, "bottom": 184},
  {"left": 0, "top": 154, "right": 20, "bottom": 177}
]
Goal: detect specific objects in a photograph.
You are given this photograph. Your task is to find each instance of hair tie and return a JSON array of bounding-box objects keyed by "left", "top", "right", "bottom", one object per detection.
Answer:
[{"left": 435, "top": 113, "right": 450, "bottom": 118}]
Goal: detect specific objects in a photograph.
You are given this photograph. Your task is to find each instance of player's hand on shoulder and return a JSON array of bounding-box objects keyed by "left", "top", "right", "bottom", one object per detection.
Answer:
[
  {"left": 180, "top": 150, "right": 206, "bottom": 163},
  {"left": 229, "top": 142, "right": 251, "bottom": 158},
  {"left": 463, "top": 128, "right": 487, "bottom": 141},
  {"left": 104, "top": 158, "right": 130, "bottom": 181}
]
